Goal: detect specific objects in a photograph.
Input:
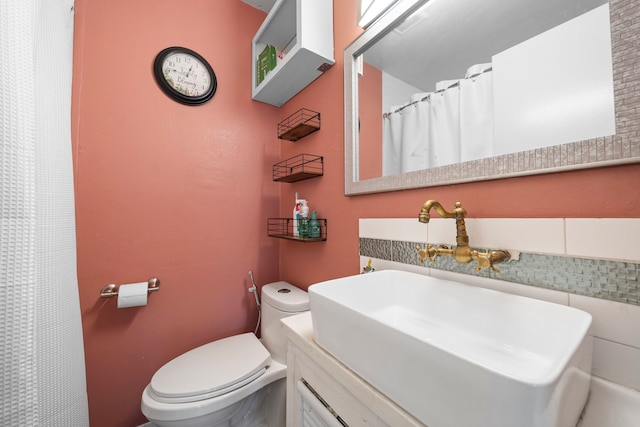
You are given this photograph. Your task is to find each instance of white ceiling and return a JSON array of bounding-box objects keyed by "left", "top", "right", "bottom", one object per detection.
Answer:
[{"left": 364, "top": 0, "right": 608, "bottom": 90}]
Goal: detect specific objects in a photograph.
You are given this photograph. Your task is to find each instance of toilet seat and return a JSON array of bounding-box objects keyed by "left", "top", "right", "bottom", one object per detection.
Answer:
[{"left": 149, "top": 333, "right": 271, "bottom": 404}]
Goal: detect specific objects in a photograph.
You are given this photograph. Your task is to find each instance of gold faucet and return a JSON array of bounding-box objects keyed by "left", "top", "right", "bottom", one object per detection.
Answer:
[{"left": 416, "top": 200, "right": 511, "bottom": 272}]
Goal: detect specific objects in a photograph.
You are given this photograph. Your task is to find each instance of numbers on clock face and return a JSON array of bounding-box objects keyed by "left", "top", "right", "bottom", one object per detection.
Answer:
[{"left": 161, "top": 53, "right": 212, "bottom": 97}]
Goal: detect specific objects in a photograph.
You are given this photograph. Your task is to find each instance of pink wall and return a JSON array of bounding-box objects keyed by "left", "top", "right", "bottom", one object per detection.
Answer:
[
  {"left": 72, "top": 1, "right": 280, "bottom": 426},
  {"left": 71, "top": 0, "right": 639, "bottom": 426},
  {"left": 358, "top": 62, "right": 383, "bottom": 180}
]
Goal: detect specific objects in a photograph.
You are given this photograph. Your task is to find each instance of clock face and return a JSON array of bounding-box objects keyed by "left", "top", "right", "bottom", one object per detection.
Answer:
[
  {"left": 161, "top": 52, "right": 211, "bottom": 97},
  {"left": 153, "top": 47, "right": 217, "bottom": 105}
]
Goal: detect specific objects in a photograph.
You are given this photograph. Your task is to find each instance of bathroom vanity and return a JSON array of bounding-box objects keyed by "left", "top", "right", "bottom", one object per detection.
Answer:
[
  {"left": 282, "top": 267, "right": 595, "bottom": 427},
  {"left": 282, "top": 312, "right": 425, "bottom": 427}
]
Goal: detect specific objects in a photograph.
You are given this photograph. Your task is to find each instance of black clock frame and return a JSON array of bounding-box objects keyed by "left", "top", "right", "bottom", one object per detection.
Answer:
[{"left": 153, "top": 46, "right": 217, "bottom": 106}]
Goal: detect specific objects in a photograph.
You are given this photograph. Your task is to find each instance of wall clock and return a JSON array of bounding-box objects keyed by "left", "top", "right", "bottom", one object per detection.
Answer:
[{"left": 153, "top": 47, "right": 217, "bottom": 105}]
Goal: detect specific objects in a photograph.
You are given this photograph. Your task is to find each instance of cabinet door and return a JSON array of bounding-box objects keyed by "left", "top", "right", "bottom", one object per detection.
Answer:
[
  {"left": 297, "top": 380, "right": 345, "bottom": 426},
  {"left": 287, "top": 343, "right": 393, "bottom": 427}
]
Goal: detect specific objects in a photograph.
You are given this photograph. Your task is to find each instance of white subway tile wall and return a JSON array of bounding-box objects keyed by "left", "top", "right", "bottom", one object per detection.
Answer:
[{"left": 566, "top": 219, "right": 640, "bottom": 261}]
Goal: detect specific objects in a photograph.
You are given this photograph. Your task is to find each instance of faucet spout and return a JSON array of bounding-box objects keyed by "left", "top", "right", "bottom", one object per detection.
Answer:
[
  {"left": 418, "top": 200, "right": 469, "bottom": 246},
  {"left": 418, "top": 200, "right": 463, "bottom": 223},
  {"left": 416, "top": 200, "right": 510, "bottom": 272}
]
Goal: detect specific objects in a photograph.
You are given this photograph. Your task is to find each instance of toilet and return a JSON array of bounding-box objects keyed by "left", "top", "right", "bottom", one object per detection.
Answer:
[{"left": 141, "top": 281, "right": 309, "bottom": 426}]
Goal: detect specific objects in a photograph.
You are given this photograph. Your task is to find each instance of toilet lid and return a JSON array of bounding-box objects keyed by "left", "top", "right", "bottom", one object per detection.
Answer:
[{"left": 149, "top": 333, "right": 271, "bottom": 403}]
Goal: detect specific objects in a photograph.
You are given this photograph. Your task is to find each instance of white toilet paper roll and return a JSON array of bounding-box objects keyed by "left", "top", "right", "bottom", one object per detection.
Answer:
[{"left": 117, "top": 282, "right": 148, "bottom": 308}]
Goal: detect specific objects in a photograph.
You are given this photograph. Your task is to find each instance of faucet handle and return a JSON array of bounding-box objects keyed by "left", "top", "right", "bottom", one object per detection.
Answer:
[
  {"left": 416, "top": 244, "right": 449, "bottom": 263},
  {"left": 416, "top": 245, "right": 437, "bottom": 263},
  {"left": 474, "top": 250, "right": 511, "bottom": 273},
  {"left": 416, "top": 245, "right": 429, "bottom": 263},
  {"left": 475, "top": 254, "right": 499, "bottom": 273}
]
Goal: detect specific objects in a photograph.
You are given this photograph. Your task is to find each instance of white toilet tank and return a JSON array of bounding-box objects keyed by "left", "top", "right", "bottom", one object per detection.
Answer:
[{"left": 260, "top": 281, "right": 309, "bottom": 364}]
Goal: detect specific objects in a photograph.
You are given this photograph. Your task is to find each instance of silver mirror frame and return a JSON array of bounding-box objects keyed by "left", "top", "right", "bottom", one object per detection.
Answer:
[{"left": 344, "top": 0, "right": 640, "bottom": 196}]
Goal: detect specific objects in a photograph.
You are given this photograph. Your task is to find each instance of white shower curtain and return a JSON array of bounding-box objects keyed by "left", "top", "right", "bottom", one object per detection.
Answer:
[
  {"left": 382, "top": 105, "right": 403, "bottom": 176},
  {"left": 429, "top": 83, "right": 461, "bottom": 167},
  {"left": 400, "top": 92, "right": 430, "bottom": 173},
  {"left": 1, "top": 1, "right": 89, "bottom": 425},
  {"left": 460, "top": 66, "right": 494, "bottom": 162},
  {"left": 381, "top": 65, "right": 494, "bottom": 172}
]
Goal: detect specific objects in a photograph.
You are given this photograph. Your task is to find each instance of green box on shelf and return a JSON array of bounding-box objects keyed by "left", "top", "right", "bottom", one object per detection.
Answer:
[{"left": 257, "top": 45, "right": 277, "bottom": 85}]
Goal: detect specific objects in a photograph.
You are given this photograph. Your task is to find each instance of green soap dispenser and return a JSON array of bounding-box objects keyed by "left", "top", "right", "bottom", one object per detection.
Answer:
[{"left": 309, "top": 211, "right": 321, "bottom": 238}]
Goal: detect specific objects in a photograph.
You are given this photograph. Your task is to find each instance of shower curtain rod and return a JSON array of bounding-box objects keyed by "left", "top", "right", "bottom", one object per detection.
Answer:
[
  {"left": 382, "top": 66, "right": 492, "bottom": 119},
  {"left": 383, "top": 94, "right": 432, "bottom": 118}
]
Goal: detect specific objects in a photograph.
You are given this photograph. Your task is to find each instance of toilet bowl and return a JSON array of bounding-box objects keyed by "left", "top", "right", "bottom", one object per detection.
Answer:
[{"left": 141, "top": 281, "right": 309, "bottom": 427}]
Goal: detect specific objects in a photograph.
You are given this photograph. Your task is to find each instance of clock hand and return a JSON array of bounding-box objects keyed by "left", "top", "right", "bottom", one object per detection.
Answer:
[{"left": 167, "top": 68, "right": 188, "bottom": 76}]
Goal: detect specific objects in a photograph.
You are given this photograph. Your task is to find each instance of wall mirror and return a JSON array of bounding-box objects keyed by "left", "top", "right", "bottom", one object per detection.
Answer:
[{"left": 344, "top": 0, "right": 640, "bottom": 195}]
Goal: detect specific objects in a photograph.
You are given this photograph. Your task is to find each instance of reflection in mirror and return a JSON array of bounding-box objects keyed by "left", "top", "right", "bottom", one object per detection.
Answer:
[
  {"left": 363, "top": 0, "right": 614, "bottom": 177},
  {"left": 345, "top": 0, "right": 640, "bottom": 195},
  {"left": 358, "top": 0, "right": 399, "bottom": 28}
]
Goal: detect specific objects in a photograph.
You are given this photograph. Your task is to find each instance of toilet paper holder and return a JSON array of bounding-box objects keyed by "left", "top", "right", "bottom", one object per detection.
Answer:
[{"left": 100, "top": 278, "right": 160, "bottom": 298}]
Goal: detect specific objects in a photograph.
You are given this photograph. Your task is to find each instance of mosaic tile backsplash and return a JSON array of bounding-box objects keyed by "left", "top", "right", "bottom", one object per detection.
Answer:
[{"left": 360, "top": 238, "right": 640, "bottom": 306}]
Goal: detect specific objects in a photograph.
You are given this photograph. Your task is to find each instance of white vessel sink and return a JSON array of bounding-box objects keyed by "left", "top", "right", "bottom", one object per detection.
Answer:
[{"left": 309, "top": 270, "right": 593, "bottom": 427}]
